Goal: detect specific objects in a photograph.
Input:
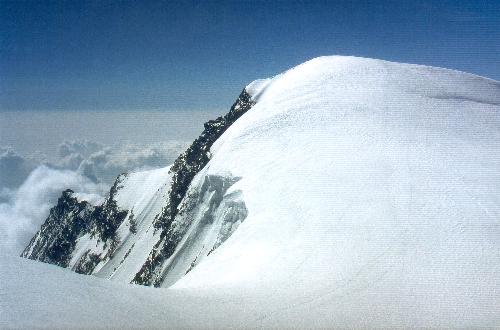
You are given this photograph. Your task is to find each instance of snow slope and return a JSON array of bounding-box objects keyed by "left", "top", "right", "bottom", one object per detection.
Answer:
[
  {"left": 87, "top": 167, "right": 172, "bottom": 282},
  {"left": 7, "top": 56, "right": 500, "bottom": 327},
  {"left": 23, "top": 166, "right": 173, "bottom": 281},
  {"left": 173, "top": 56, "right": 500, "bottom": 323}
]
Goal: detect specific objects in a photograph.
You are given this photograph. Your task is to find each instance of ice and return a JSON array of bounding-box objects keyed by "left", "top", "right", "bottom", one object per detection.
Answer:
[{"left": 156, "top": 174, "right": 248, "bottom": 287}]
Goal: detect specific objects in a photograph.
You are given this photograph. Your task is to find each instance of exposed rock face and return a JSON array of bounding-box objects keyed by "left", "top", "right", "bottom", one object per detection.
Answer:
[
  {"left": 21, "top": 89, "right": 254, "bottom": 286},
  {"left": 21, "top": 189, "right": 93, "bottom": 268},
  {"left": 155, "top": 89, "right": 253, "bottom": 232},
  {"left": 133, "top": 90, "right": 254, "bottom": 286},
  {"left": 21, "top": 175, "right": 129, "bottom": 274},
  {"left": 89, "top": 175, "right": 129, "bottom": 243},
  {"left": 133, "top": 174, "right": 248, "bottom": 287}
]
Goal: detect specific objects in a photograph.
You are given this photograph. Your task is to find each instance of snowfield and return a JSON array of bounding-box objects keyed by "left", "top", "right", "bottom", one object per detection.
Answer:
[
  {"left": 93, "top": 166, "right": 172, "bottom": 282},
  {"left": 3, "top": 56, "right": 500, "bottom": 328}
]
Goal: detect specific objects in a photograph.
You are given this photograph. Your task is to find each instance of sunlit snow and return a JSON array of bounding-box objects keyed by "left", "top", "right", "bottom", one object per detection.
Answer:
[{"left": 3, "top": 56, "right": 500, "bottom": 328}]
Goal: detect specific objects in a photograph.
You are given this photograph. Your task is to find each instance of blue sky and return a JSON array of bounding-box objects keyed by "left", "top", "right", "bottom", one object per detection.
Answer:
[{"left": 1, "top": 0, "right": 499, "bottom": 112}]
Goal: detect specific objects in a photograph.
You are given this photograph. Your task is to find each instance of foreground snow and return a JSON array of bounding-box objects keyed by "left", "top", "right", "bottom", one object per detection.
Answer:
[
  {"left": 6, "top": 56, "right": 500, "bottom": 327},
  {"left": 2, "top": 252, "right": 499, "bottom": 328}
]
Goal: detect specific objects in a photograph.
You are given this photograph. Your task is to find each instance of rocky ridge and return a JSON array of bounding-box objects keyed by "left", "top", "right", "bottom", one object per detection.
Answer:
[
  {"left": 21, "top": 174, "right": 129, "bottom": 274},
  {"left": 21, "top": 89, "right": 254, "bottom": 286}
]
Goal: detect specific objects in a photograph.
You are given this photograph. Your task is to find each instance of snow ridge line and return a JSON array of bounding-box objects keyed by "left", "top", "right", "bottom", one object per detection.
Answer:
[{"left": 132, "top": 89, "right": 255, "bottom": 286}]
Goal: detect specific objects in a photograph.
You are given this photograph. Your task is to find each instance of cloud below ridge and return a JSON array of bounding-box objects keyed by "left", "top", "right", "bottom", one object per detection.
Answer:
[
  {"left": 0, "top": 165, "right": 104, "bottom": 255},
  {"left": 0, "top": 139, "right": 187, "bottom": 256}
]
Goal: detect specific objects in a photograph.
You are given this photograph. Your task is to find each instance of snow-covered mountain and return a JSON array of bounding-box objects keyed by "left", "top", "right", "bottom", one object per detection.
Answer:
[
  {"left": 22, "top": 89, "right": 254, "bottom": 286},
  {"left": 16, "top": 56, "right": 500, "bottom": 327},
  {"left": 22, "top": 168, "right": 172, "bottom": 281}
]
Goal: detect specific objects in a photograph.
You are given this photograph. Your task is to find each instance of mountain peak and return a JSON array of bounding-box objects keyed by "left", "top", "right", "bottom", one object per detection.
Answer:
[{"left": 20, "top": 57, "right": 500, "bottom": 325}]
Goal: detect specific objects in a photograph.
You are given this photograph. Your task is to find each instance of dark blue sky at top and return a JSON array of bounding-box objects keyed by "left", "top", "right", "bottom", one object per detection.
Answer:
[{"left": 1, "top": 0, "right": 499, "bottom": 112}]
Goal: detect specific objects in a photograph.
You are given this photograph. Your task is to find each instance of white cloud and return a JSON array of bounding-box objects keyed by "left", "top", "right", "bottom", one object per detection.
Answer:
[
  {"left": 0, "top": 165, "right": 105, "bottom": 255},
  {"left": 0, "top": 110, "right": 203, "bottom": 257},
  {"left": 0, "top": 139, "right": 188, "bottom": 256},
  {"left": 0, "top": 147, "right": 36, "bottom": 194},
  {"left": 1, "top": 140, "right": 187, "bottom": 188},
  {"left": 57, "top": 140, "right": 104, "bottom": 159},
  {"left": 75, "top": 142, "right": 186, "bottom": 183}
]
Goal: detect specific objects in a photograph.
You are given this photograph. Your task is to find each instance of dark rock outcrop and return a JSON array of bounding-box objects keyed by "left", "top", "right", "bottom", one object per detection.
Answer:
[
  {"left": 21, "top": 189, "right": 93, "bottom": 268},
  {"left": 133, "top": 89, "right": 254, "bottom": 286},
  {"left": 21, "top": 175, "right": 129, "bottom": 273},
  {"left": 21, "top": 87, "right": 254, "bottom": 286},
  {"left": 154, "top": 89, "right": 253, "bottom": 231}
]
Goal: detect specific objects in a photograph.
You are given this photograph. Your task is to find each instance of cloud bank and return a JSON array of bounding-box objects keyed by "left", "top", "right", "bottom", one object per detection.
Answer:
[
  {"left": 0, "top": 147, "right": 37, "bottom": 198},
  {"left": 0, "top": 166, "right": 103, "bottom": 255},
  {"left": 0, "top": 140, "right": 186, "bottom": 256}
]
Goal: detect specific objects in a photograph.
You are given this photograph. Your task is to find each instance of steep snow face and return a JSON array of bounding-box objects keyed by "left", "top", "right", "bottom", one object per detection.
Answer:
[
  {"left": 92, "top": 167, "right": 172, "bottom": 282},
  {"left": 171, "top": 56, "right": 500, "bottom": 320},
  {"left": 21, "top": 89, "right": 255, "bottom": 286},
  {"left": 156, "top": 174, "right": 247, "bottom": 287},
  {"left": 131, "top": 90, "right": 254, "bottom": 286},
  {"left": 22, "top": 167, "right": 173, "bottom": 283}
]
